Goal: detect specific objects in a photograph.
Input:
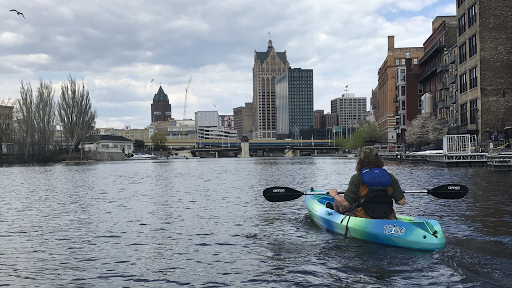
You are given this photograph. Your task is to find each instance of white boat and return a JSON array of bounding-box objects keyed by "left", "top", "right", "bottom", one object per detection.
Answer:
[{"left": 125, "top": 153, "right": 158, "bottom": 160}]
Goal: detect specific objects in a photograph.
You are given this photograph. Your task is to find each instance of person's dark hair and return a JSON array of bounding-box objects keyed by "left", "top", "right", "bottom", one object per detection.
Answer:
[{"left": 356, "top": 157, "right": 385, "bottom": 171}]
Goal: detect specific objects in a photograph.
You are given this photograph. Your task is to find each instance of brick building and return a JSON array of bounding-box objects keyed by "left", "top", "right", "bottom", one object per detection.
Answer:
[
  {"left": 377, "top": 36, "right": 423, "bottom": 143},
  {"left": 455, "top": 0, "right": 512, "bottom": 141},
  {"left": 151, "top": 86, "right": 172, "bottom": 123},
  {"left": 418, "top": 16, "right": 458, "bottom": 123},
  {"left": 233, "top": 103, "right": 253, "bottom": 139}
]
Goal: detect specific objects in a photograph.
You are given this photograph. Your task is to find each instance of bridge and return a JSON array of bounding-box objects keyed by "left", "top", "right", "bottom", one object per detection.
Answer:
[{"left": 154, "top": 139, "right": 339, "bottom": 157}]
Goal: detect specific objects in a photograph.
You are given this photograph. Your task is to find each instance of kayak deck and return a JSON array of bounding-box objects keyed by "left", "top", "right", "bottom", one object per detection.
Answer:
[{"left": 305, "top": 193, "right": 446, "bottom": 251}]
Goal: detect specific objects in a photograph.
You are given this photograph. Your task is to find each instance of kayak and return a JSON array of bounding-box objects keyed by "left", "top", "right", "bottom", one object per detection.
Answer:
[{"left": 305, "top": 192, "right": 446, "bottom": 250}]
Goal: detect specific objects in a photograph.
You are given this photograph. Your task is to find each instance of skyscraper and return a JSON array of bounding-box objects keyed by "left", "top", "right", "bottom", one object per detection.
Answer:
[
  {"left": 275, "top": 68, "right": 314, "bottom": 140},
  {"left": 151, "top": 86, "right": 172, "bottom": 123},
  {"left": 253, "top": 40, "right": 290, "bottom": 139}
]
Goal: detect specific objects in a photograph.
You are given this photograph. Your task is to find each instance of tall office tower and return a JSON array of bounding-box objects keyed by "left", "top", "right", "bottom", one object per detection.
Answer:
[
  {"left": 275, "top": 68, "right": 314, "bottom": 140},
  {"left": 233, "top": 103, "right": 253, "bottom": 139},
  {"left": 253, "top": 40, "right": 290, "bottom": 139},
  {"left": 377, "top": 36, "right": 423, "bottom": 143},
  {"left": 331, "top": 94, "right": 367, "bottom": 138},
  {"left": 456, "top": 0, "right": 512, "bottom": 141},
  {"left": 151, "top": 86, "right": 172, "bottom": 123}
]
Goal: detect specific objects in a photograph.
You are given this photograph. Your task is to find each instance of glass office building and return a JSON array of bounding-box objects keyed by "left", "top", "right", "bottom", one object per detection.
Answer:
[{"left": 275, "top": 68, "right": 314, "bottom": 140}]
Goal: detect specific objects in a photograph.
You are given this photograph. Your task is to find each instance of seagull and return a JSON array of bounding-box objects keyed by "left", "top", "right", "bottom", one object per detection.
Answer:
[
  {"left": 9, "top": 9, "right": 25, "bottom": 19},
  {"left": 150, "top": 78, "right": 154, "bottom": 82}
]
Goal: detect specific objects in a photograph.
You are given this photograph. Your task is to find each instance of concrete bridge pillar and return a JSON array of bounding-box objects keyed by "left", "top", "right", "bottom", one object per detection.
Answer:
[{"left": 240, "top": 142, "right": 250, "bottom": 157}]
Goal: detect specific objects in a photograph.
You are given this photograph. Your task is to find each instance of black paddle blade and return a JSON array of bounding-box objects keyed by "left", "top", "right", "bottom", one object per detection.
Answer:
[
  {"left": 428, "top": 184, "right": 469, "bottom": 199},
  {"left": 262, "top": 187, "right": 304, "bottom": 202}
]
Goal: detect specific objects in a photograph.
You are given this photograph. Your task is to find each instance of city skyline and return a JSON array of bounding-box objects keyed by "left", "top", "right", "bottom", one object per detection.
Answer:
[{"left": 1, "top": 0, "right": 455, "bottom": 129}]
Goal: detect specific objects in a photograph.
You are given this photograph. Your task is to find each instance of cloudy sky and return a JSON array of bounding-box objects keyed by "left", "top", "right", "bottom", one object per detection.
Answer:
[{"left": 1, "top": 0, "right": 455, "bottom": 129}]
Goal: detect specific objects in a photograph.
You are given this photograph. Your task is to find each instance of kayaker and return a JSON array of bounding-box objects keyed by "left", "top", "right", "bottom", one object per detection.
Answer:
[{"left": 326, "top": 147, "right": 405, "bottom": 219}]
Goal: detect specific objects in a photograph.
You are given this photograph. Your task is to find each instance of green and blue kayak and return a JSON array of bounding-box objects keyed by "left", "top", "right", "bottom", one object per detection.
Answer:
[{"left": 305, "top": 192, "right": 446, "bottom": 251}]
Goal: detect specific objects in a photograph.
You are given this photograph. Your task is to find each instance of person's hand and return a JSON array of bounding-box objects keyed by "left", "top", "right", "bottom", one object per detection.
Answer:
[{"left": 328, "top": 189, "right": 338, "bottom": 198}]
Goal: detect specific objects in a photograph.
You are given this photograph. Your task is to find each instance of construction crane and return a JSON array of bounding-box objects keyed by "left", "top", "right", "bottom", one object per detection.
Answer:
[{"left": 181, "top": 76, "right": 192, "bottom": 137}]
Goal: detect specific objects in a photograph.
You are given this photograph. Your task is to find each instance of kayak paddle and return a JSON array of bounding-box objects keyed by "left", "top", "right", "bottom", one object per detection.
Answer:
[{"left": 262, "top": 184, "right": 469, "bottom": 202}]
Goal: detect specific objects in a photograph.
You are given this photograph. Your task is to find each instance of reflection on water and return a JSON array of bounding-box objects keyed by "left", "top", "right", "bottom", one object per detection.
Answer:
[{"left": 0, "top": 158, "right": 510, "bottom": 287}]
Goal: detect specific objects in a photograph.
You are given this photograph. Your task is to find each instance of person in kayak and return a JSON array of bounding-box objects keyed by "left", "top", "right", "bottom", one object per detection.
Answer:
[{"left": 326, "top": 147, "right": 405, "bottom": 219}]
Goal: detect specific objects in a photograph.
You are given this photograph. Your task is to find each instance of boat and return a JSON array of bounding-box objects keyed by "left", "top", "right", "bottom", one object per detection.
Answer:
[
  {"left": 125, "top": 153, "right": 158, "bottom": 160},
  {"left": 305, "top": 192, "right": 446, "bottom": 250}
]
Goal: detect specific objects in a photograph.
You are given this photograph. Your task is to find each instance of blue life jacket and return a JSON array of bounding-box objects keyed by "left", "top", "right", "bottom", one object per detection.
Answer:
[
  {"left": 359, "top": 168, "right": 394, "bottom": 219},
  {"left": 360, "top": 168, "right": 392, "bottom": 189}
]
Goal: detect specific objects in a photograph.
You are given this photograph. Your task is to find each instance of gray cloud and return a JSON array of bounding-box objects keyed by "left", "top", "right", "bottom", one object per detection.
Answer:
[{"left": 1, "top": 0, "right": 452, "bottom": 128}]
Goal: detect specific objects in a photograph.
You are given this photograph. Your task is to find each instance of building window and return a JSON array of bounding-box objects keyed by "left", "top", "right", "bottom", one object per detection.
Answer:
[
  {"left": 469, "top": 99, "right": 478, "bottom": 125},
  {"left": 395, "top": 59, "right": 400, "bottom": 65},
  {"left": 469, "top": 66, "right": 477, "bottom": 89},
  {"left": 401, "top": 100, "right": 405, "bottom": 110},
  {"left": 402, "top": 115, "right": 406, "bottom": 126},
  {"left": 401, "top": 85, "right": 406, "bottom": 97},
  {"left": 460, "top": 72, "right": 468, "bottom": 93},
  {"left": 458, "top": 0, "right": 466, "bottom": 8},
  {"left": 400, "top": 69, "right": 405, "bottom": 81},
  {"left": 458, "top": 14, "right": 466, "bottom": 36},
  {"left": 418, "top": 84, "right": 423, "bottom": 94},
  {"left": 418, "top": 98, "right": 422, "bottom": 109},
  {"left": 413, "top": 58, "right": 418, "bottom": 64},
  {"left": 401, "top": 59, "right": 406, "bottom": 65},
  {"left": 460, "top": 103, "right": 468, "bottom": 125},
  {"left": 469, "top": 34, "right": 477, "bottom": 58},
  {"left": 468, "top": 4, "right": 476, "bottom": 28},
  {"left": 459, "top": 41, "right": 467, "bottom": 64}
]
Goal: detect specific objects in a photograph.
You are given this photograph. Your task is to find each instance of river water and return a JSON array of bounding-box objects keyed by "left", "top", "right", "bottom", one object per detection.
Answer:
[{"left": 0, "top": 157, "right": 510, "bottom": 287}]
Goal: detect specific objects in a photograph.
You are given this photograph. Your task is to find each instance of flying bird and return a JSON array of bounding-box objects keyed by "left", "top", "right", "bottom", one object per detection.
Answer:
[
  {"left": 213, "top": 104, "right": 216, "bottom": 108},
  {"left": 9, "top": 9, "right": 25, "bottom": 19},
  {"left": 150, "top": 78, "right": 154, "bottom": 82}
]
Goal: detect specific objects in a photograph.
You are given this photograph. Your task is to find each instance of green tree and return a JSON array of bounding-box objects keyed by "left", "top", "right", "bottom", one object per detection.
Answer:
[
  {"left": 336, "top": 122, "right": 382, "bottom": 150},
  {"left": 134, "top": 139, "right": 145, "bottom": 150},
  {"left": 151, "top": 132, "right": 167, "bottom": 150}
]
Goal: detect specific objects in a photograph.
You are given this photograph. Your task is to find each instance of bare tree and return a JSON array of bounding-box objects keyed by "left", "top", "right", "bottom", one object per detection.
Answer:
[
  {"left": 33, "top": 79, "right": 56, "bottom": 159},
  {"left": 16, "top": 81, "right": 36, "bottom": 161},
  {"left": 57, "top": 75, "right": 97, "bottom": 158},
  {"left": 14, "top": 79, "right": 58, "bottom": 161}
]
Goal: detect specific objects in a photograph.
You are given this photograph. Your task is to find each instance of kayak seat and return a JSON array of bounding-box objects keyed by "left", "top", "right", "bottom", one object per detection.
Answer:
[{"left": 361, "top": 192, "right": 393, "bottom": 219}]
